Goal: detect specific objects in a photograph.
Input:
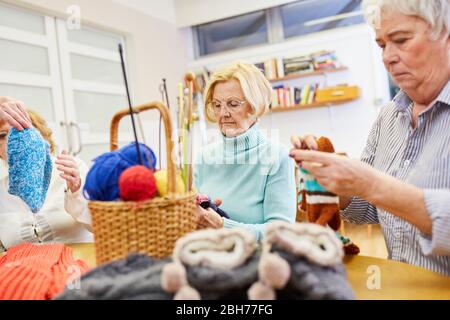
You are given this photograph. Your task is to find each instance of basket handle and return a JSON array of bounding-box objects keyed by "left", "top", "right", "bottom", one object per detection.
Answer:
[{"left": 110, "top": 101, "right": 176, "bottom": 194}]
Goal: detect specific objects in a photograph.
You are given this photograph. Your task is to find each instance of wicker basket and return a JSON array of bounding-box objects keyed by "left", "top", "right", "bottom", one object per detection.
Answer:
[{"left": 88, "top": 101, "right": 197, "bottom": 265}]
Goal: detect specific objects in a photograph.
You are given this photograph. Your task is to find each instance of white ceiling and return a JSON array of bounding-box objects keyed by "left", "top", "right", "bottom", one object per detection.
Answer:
[
  {"left": 112, "top": 0, "right": 176, "bottom": 24},
  {"left": 174, "top": 0, "right": 298, "bottom": 27},
  {"left": 112, "top": 0, "right": 299, "bottom": 27}
]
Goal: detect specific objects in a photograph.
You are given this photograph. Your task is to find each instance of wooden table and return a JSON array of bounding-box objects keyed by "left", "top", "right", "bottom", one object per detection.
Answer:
[{"left": 69, "top": 243, "right": 450, "bottom": 300}]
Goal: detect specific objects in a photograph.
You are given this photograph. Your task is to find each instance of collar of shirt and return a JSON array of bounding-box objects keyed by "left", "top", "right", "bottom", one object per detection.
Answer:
[
  {"left": 393, "top": 79, "right": 450, "bottom": 114},
  {"left": 435, "top": 79, "right": 450, "bottom": 107}
]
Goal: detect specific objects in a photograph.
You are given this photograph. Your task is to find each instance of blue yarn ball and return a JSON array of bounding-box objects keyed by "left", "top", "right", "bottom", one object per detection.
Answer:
[
  {"left": 120, "top": 143, "right": 157, "bottom": 169},
  {"left": 83, "top": 143, "right": 157, "bottom": 201}
]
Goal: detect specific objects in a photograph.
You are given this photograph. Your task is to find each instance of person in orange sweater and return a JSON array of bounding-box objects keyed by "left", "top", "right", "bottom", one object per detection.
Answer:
[{"left": 0, "top": 242, "right": 89, "bottom": 300}]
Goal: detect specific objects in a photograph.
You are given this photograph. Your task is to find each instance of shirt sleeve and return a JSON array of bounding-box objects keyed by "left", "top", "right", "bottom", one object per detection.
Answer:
[
  {"left": 34, "top": 158, "right": 93, "bottom": 241},
  {"left": 223, "top": 149, "right": 297, "bottom": 241},
  {"left": 418, "top": 189, "right": 450, "bottom": 256},
  {"left": 341, "top": 110, "right": 382, "bottom": 225},
  {"left": 0, "top": 210, "right": 35, "bottom": 251},
  {"left": 63, "top": 157, "right": 92, "bottom": 231}
]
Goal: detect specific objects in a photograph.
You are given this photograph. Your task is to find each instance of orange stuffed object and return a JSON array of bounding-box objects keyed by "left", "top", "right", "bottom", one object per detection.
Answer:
[
  {"left": 298, "top": 137, "right": 359, "bottom": 255},
  {"left": 299, "top": 137, "right": 340, "bottom": 230}
]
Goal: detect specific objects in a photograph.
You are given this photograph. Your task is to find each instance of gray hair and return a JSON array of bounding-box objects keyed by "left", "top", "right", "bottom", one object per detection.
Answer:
[{"left": 362, "top": 0, "right": 450, "bottom": 40}]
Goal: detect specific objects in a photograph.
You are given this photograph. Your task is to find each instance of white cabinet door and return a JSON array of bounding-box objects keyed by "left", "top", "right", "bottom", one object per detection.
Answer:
[
  {"left": 0, "top": 3, "right": 139, "bottom": 166},
  {"left": 55, "top": 20, "right": 135, "bottom": 165},
  {"left": 0, "top": 3, "right": 68, "bottom": 153}
]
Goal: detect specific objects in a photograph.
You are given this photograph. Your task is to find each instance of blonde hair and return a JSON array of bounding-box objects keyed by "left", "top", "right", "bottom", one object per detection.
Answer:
[
  {"left": 203, "top": 62, "right": 273, "bottom": 122},
  {"left": 28, "top": 110, "right": 56, "bottom": 154},
  {"left": 363, "top": 0, "right": 450, "bottom": 40},
  {"left": 0, "top": 109, "right": 57, "bottom": 154}
]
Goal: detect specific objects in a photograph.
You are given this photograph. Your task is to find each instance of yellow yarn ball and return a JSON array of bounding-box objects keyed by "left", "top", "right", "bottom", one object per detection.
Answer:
[{"left": 154, "top": 170, "right": 186, "bottom": 196}]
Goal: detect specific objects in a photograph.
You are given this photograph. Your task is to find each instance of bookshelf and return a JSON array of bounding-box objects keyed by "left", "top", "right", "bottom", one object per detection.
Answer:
[
  {"left": 192, "top": 51, "right": 361, "bottom": 113},
  {"left": 270, "top": 96, "right": 359, "bottom": 113},
  {"left": 269, "top": 66, "right": 348, "bottom": 82},
  {"left": 266, "top": 50, "right": 360, "bottom": 111}
]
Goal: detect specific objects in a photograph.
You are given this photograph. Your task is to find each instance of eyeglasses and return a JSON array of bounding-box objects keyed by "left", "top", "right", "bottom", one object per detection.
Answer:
[{"left": 208, "top": 99, "right": 247, "bottom": 114}]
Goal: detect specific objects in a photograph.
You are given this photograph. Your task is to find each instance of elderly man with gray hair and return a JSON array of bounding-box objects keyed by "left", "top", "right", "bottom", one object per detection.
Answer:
[{"left": 290, "top": 0, "right": 450, "bottom": 275}]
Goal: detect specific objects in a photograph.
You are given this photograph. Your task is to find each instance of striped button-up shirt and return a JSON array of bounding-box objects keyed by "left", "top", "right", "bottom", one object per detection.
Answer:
[{"left": 342, "top": 80, "right": 450, "bottom": 275}]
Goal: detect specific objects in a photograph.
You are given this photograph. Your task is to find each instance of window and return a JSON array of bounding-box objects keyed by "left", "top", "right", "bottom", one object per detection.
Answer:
[
  {"left": 196, "top": 10, "right": 268, "bottom": 56},
  {"left": 193, "top": 1, "right": 366, "bottom": 57},
  {"left": 281, "top": 0, "right": 364, "bottom": 39}
]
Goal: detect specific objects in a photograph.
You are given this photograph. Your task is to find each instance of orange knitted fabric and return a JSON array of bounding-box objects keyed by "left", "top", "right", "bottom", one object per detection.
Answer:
[{"left": 0, "top": 243, "right": 89, "bottom": 300}]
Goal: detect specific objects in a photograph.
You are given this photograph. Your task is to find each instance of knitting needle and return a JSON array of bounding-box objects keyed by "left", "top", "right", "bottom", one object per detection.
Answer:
[
  {"left": 163, "top": 79, "right": 170, "bottom": 110},
  {"left": 181, "top": 87, "right": 189, "bottom": 191},
  {"left": 178, "top": 83, "right": 185, "bottom": 175},
  {"left": 162, "top": 79, "right": 170, "bottom": 171},
  {"left": 118, "top": 43, "right": 142, "bottom": 165},
  {"left": 184, "top": 73, "right": 195, "bottom": 192},
  {"left": 196, "top": 93, "right": 208, "bottom": 145},
  {"left": 158, "top": 79, "right": 171, "bottom": 170}
]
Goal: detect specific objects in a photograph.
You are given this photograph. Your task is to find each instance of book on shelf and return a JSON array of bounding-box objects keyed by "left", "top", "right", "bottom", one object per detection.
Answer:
[
  {"left": 281, "top": 50, "right": 343, "bottom": 77},
  {"left": 271, "top": 82, "right": 321, "bottom": 108},
  {"left": 255, "top": 58, "right": 278, "bottom": 80},
  {"left": 300, "top": 85, "right": 310, "bottom": 106},
  {"left": 310, "top": 50, "right": 341, "bottom": 71},
  {"left": 282, "top": 55, "right": 314, "bottom": 76}
]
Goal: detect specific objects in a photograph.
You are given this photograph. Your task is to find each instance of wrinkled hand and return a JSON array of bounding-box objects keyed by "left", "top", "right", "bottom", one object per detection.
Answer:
[
  {"left": 0, "top": 97, "right": 32, "bottom": 131},
  {"left": 290, "top": 133, "right": 318, "bottom": 151},
  {"left": 196, "top": 198, "right": 224, "bottom": 229},
  {"left": 289, "top": 149, "right": 381, "bottom": 199},
  {"left": 56, "top": 150, "right": 82, "bottom": 193}
]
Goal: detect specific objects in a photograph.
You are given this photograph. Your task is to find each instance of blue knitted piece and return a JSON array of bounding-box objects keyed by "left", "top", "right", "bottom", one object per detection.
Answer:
[
  {"left": 7, "top": 128, "right": 52, "bottom": 213},
  {"left": 299, "top": 167, "right": 327, "bottom": 193},
  {"left": 83, "top": 143, "right": 157, "bottom": 201}
]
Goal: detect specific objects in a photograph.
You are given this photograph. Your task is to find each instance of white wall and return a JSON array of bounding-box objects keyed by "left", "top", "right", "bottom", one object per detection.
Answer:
[
  {"left": 112, "top": 0, "right": 176, "bottom": 25},
  {"left": 188, "top": 24, "right": 391, "bottom": 159},
  {"left": 174, "top": 0, "right": 298, "bottom": 27}
]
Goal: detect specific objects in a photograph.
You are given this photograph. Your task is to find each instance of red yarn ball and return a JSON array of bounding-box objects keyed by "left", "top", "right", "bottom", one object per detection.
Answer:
[{"left": 119, "top": 165, "right": 157, "bottom": 201}]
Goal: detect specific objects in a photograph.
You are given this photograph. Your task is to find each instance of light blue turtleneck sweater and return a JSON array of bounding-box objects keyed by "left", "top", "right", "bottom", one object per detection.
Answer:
[{"left": 193, "top": 124, "right": 296, "bottom": 240}]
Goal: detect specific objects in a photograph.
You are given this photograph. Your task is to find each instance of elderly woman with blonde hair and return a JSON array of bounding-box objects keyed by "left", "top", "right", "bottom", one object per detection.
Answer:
[
  {"left": 194, "top": 62, "right": 296, "bottom": 240},
  {"left": 290, "top": 0, "right": 450, "bottom": 275}
]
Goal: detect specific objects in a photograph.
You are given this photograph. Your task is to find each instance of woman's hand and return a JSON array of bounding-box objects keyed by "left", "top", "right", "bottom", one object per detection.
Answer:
[
  {"left": 0, "top": 97, "right": 32, "bottom": 131},
  {"left": 290, "top": 133, "right": 318, "bottom": 151},
  {"left": 56, "top": 150, "right": 82, "bottom": 193},
  {"left": 289, "top": 149, "right": 381, "bottom": 199},
  {"left": 196, "top": 198, "right": 224, "bottom": 229},
  {"left": 289, "top": 149, "right": 433, "bottom": 234}
]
